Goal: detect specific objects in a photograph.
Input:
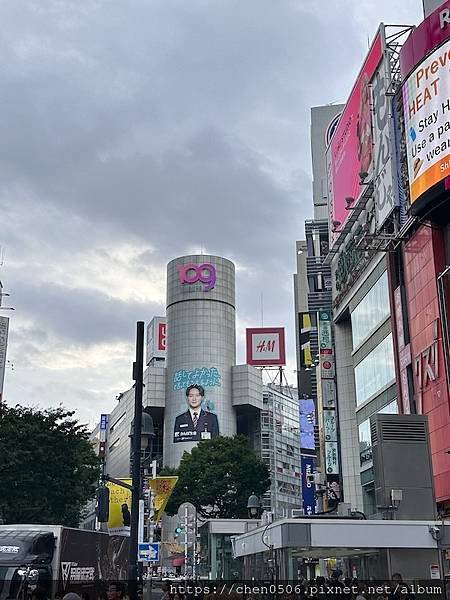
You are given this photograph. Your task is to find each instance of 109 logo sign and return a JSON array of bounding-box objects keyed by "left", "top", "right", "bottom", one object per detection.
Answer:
[{"left": 178, "top": 263, "right": 216, "bottom": 291}]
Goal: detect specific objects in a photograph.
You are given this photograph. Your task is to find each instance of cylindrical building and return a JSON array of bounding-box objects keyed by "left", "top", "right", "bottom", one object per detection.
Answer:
[{"left": 163, "top": 255, "right": 236, "bottom": 467}]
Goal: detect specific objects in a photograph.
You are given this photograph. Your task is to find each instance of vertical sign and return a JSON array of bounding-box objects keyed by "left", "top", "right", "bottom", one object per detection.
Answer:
[
  {"left": 0, "top": 317, "right": 9, "bottom": 405},
  {"left": 323, "top": 409, "right": 337, "bottom": 442},
  {"left": 301, "top": 457, "right": 316, "bottom": 515},
  {"left": 146, "top": 317, "right": 167, "bottom": 365},
  {"left": 299, "top": 398, "right": 316, "bottom": 451},
  {"left": 100, "top": 414, "right": 109, "bottom": 442},
  {"left": 372, "top": 51, "right": 399, "bottom": 230},
  {"left": 325, "top": 442, "right": 340, "bottom": 475},
  {"left": 319, "top": 311, "right": 335, "bottom": 379}
]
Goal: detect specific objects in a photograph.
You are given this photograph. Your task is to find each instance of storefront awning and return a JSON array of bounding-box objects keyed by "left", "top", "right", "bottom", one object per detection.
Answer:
[{"left": 232, "top": 518, "right": 450, "bottom": 558}]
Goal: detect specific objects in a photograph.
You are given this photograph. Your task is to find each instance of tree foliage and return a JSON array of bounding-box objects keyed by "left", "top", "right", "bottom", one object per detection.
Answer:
[
  {"left": 164, "top": 436, "right": 270, "bottom": 519},
  {"left": 0, "top": 405, "right": 99, "bottom": 526}
]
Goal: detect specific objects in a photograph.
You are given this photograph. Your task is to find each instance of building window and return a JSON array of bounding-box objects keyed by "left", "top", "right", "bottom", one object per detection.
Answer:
[
  {"left": 358, "top": 400, "right": 398, "bottom": 467},
  {"left": 359, "top": 419, "right": 372, "bottom": 466},
  {"left": 110, "top": 412, "right": 126, "bottom": 433},
  {"left": 354, "top": 333, "right": 395, "bottom": 406},
  {"left": 351, "top": 272, "right": 390, "bottom": 349},
  {"left": 109, "top": 438, "right": 120, "bottom": 452}
]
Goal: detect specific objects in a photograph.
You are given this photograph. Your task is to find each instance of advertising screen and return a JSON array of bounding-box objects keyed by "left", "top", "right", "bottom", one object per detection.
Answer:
[
  {"left": 328, "top": 30, "right": 383, "bottom": 245},
  {"left": 299, "top": 398, "right": 316, "bottom": 451},
  {"left": 301, "top": 456, "right": 316, "bottom": 515},
  {"left": 246, "top": 327, "right": 286, "bottom": 366},
  {"left": 172, "top": 368, "right": 221, "bottom": 443},
  {"left": 403, "top": 38, "right": 450, "bottom": 204}
]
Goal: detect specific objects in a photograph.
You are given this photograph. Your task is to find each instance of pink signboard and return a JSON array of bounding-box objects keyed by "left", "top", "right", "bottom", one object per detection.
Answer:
[
  {"left": 328, "top": 30, "right": 383, "bottom": 245},
  {"left": 400, "top": 1, "right": 450, "bottom": 79},
  {"left": 246, "top": 327, "right": 286, "bottom": 366}
]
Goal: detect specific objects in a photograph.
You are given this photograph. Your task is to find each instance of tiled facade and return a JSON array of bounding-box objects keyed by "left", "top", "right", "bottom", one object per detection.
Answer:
[{"left": 404, "top": 224, "right": 450, "bottom": 504}]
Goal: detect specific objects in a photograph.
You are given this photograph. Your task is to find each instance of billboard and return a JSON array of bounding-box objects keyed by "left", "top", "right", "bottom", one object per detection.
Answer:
[
  {"left": 246, "top": 327, "right": 286, "bottom": 366},
  {"left": 146, "top": 316, "right": 166, "bottom": 365},
  {"left": 402, "top": 38, "right": 450, "bottom": 204},
  {"left": 299, "top": 398, "right": 316, "bottom": 451},
  {"left": 298, "top": 313, "right": 314, "bottom": 369},
  {"left": 327, "top": 30, "right": 383, "bottom": 245},
  {"left": 301, "top": 456, "right": 316, "bottom": 515},
  {"left": 173, "top": 384, "right": 219, "bottom": 443},
  {"left": 0, "top": 317, "right": 9, "bottom": 405},
  {"left": 372, "top": 57, "right": 399, "bottom": 229},
  {"left": 107, "top": 479, "right": 132, "bottom": 536}
]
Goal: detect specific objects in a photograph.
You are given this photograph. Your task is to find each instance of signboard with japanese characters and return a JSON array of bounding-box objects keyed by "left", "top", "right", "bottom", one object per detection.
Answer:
[
  {"left": 322, "top": 379, "right": 336, "bottom": 408},
  {"left": 324, "top": 409, "right": 338, "bottom": 442},
  {"left": 325, "top": 441, "right": 340, "bottom": 475}
]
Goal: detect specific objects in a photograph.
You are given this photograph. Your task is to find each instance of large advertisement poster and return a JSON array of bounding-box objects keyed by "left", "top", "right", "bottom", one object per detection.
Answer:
[
  {"left": 172, "top": 369, "right": 221, "bottom": 443},
  {"left": 107, "top": 479, "right": 132, "bottom": 535},
  {"left": 403, "top": 38, "right": 450, "bottom": 204},
  {"left": 328, "top": 30, "right": 383, "bottom": 245}
]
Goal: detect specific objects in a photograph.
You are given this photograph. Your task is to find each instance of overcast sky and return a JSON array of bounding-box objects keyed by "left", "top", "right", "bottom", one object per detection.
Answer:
[{"left": 0, "top": 0, "right": 423, "bottom": 428}]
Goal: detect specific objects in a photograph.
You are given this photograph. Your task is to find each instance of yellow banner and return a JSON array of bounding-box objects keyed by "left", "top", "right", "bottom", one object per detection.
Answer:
[
  {"left": 149, "top": 476, "right": 178, "bottom": 522},
  {"left": 107, "top": 478, "right": 132, "bottom": 535}
]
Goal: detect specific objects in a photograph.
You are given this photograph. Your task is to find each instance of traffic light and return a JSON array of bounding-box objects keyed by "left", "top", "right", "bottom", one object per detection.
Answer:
[
  {"left": 174, "top": 525, "right": 185, "bottom": 539},
  {"left": 96, "top": 486, "right": 110, "bottom": 523}
]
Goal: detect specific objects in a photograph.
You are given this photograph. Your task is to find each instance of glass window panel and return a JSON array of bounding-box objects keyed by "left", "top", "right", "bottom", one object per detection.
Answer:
[
  {"left": 354, "top": 333, "right": 395, "bottom": 406},
  {"left": 380, "top": 399, "right": 398, "bottom": 414},
  {"left": 351, "top": 272, "right": 390, "bottom": 348}
]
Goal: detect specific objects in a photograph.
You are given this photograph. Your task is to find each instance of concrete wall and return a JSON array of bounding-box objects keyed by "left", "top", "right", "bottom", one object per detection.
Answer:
[{"left": 334, "top": 318, "right": 364, "bottom": 510}]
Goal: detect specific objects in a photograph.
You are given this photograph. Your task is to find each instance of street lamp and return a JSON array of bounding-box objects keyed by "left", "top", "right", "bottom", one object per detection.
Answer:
[
  {"left": 247, "top": 493, "right": 261, "bottom": 519},
  {"left": 130, "top": 411, "right": 155, "bottom": 464}
]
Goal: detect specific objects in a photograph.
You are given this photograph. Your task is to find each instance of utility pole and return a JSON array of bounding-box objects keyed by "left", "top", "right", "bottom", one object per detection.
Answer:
[
  {"left": 184, "top": 504, "right": 189, "bottom": 580},
  {"left": 128, "top": 321, "right": 145, "bottom": 599}
]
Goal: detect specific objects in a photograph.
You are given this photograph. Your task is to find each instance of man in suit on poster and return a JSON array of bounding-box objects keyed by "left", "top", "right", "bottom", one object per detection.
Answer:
[{"left": 173, "top": 384, "right": 219, "bottom": 443}]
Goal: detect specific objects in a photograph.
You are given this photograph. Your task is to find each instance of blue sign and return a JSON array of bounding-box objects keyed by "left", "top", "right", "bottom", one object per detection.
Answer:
[
  {"left": 173, "top": 367, "right": 221, "bottom": 391},
  {"left": 301, "top": 457, "right": 316, "bottom": 515},
  {"left": 138, "top": 542, "right": 160, "bottom": 563},
  {"left": 100, "top": 414, "right": 108, "bottom": 430},
  {"left": 299, "top": 399, "right": 315, "bottom": 451}
]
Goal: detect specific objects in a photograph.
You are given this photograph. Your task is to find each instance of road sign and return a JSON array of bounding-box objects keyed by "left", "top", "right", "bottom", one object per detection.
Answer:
[
  {"left": 177, "top": 502, "right": 196, "bottom": 523},
  {"left": 138, "top": 542, "right": 160, "bottom": 563}
]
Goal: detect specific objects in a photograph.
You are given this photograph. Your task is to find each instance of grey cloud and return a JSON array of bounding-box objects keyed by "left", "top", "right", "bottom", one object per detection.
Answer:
[
  {"left": 11, "top": 280, "right": 161, "bottom": 346},
  {"left": 0, "top": 0, "right": 424, "bottom": 418}
]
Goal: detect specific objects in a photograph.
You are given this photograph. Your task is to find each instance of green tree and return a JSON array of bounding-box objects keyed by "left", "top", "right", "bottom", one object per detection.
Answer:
[
  {"left": 164, "top": 435, "right": 270, "bottom": 519},
  {"left": 0, "top": 405, "right": 99, "bottom": 526}
]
